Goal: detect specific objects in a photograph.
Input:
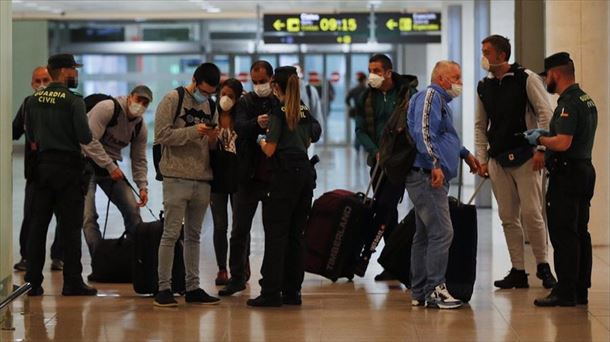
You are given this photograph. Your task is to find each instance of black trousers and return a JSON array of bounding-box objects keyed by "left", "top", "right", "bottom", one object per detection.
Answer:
[
  {"left": 260, "top": 160, "right": 313, "bottom": 297},
  {"left": 19, "top": 179, "right": 62, "bottom": 261},
  {"left": 210, "top": 192, "right": 236, "bottom": 270},
  {"left": 546, "top": 159, "right": 595, "bottom": 300},
  {"left": 227, "top": 180, "right": 266, "bottom": 283},
  {"left": 24, "top": 152, "right": 88, "bottom": 287}
]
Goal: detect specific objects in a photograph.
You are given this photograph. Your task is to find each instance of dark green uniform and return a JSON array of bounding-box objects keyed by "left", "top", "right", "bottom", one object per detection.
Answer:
[
  {"left": 257, "top": 102, "right": 318, "bottom": 301},
  {"left": 545, "top": 83, "right": 597, "bottom": 304},
  {"left": 24, "top": 82, "right": 93, "bottom": 291}
]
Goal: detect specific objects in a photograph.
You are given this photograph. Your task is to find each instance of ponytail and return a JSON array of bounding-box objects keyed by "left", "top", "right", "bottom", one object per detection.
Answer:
[{"left": 284, "top": 74, "right": 301, "bottom": 130}]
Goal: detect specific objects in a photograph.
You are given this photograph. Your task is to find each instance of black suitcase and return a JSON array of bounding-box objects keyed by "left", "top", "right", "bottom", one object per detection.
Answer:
[
  {"left": 89, "top": 232, "right": 133, "bottom": 283},
  {"left": 446, "top": 196, "right": 478, "bottom": 303},
  {"left": 132, "top": 213, "right": 186, "bottom": 295},
  {"left": 377, "top": 211, "right": 416, "bottom": 287},
  {"left": 119, "top": 178, "right": 186, "bottom": 295},
  {"left": 89, "top": 194, "right": 133, "bottom": 283}
]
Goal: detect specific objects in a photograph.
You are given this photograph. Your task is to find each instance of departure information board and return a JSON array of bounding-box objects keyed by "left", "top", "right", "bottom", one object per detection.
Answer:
[
  {"left": 263, "top": 12, "right": 442, "bottom": 44},
  {"left": 375, "top": 12, "right": 442, "bottom": 43},
  {"left": 263, "top": 13, "right": 369, "bottom": 44}
]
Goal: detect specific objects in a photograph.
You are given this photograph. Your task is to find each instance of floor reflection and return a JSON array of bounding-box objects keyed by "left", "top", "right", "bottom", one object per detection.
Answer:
[{"left": 3, "top": 147, "right": 609, "bottom": 341}]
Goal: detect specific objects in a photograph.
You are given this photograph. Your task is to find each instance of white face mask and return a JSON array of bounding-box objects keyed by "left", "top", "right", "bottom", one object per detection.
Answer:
[
  {"left": 446, "top": 83, "right": 463, "bottom": 98},
  {"left": 219, "top": 95, "right": 234, "bottom": 112},
  {"left": 34, "top": 84, "right": 48, "bottom": 92},
  {"left": 368, "top": 73, "right": 384, "bottom": 89},
  {"left": 128, "top": 102, "right": 146, "bottom": 117},
  {"left": 481, "top": 56, "right": 507, "bottom": 71},
  {"left": 480, "top": 56, "right": 491, "bottom": 71},
  {"left": 253, "top": 83, "right": 272, "bottom": 97}
]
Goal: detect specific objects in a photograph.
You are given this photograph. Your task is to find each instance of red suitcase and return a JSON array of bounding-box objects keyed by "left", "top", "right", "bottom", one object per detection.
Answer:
[{"left": 304, "top": 164, "right": 384, "bottom": 281}]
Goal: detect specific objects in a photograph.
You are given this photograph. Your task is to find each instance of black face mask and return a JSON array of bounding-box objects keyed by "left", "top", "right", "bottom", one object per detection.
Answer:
[
  {"left": 546, "top": 78, "right": 557, "bottom": 94},
  {"left": 66, "top": 77, "right": 78, "bottom": 89}
]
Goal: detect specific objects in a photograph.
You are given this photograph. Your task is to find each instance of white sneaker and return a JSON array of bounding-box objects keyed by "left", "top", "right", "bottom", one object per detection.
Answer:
[{"left": 425, "top": 283, "right": 462, "bottom": 309}]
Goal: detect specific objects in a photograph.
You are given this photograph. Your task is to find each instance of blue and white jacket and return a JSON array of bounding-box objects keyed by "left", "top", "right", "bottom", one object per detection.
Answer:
[{"left": 407, "top": 84, "right": 469, "bottom": 181}]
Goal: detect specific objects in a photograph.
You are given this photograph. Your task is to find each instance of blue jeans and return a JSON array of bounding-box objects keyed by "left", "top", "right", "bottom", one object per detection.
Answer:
[
  {"left": 405, "top": 169, "right": 453, "bottom": 300},
  {"left": 83, "top": 175, "right": 142, "bottom": 257},
  {"left": 158, "top": 178, "right": 211, "bottom": 292}
]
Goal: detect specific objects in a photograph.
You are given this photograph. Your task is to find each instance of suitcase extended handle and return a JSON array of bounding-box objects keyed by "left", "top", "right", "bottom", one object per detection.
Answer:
[
  {"left": 363, "top": 161, "right": 384, "bottom": 205},
  {"left": 466, "top": 178, "right": 488, "bottom": 205},
  {"left": 122, "top": 177, "right": 158, "bottom": 220}
]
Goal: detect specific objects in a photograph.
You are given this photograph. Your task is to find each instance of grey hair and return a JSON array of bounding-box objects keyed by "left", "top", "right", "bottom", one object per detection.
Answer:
[{"left": 431, "top": 60, "right": 460, "bottom": 83}]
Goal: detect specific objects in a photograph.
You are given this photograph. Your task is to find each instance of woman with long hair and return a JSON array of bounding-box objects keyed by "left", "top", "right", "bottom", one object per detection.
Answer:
[
  {"left": 210, "top": 78, "right": 243, "bottom": 286},
  {"left": 247, "top": 66, "right": 321, "bottom": 307}
]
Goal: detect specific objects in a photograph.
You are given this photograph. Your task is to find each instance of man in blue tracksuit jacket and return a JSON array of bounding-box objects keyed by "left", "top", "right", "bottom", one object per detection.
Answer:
[{"left": 406, "top": 60, "right": 480, "bottom": 309}]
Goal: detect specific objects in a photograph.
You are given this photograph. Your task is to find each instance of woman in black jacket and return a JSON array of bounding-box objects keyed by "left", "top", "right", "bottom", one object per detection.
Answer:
[{"left": 247, "top": 66, "right": 321, "bottom": 307}]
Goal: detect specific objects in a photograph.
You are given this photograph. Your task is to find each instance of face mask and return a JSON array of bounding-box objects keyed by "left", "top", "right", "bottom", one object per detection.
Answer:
[
  {"left": 34, "top": 84, "right": 47, "bottom": 92},
  {"left": 66, "top": 77, "right": 78, "bottom": 89},
  {"left": 253, "top": 83, "right": 272, "bottom": 97},
  {"left": 192, "top": 88, "right": 208, "bottom": 104},
  {"left": 219, "top": 96, "right": 234, "bottom": 111},
  {"left": 446, "top": 83, "right": 463, "bottom": 98},
  {"left": 368, "top": 73, "right": 384, "bottom": 89},
  {"left": 128, "top": 102, "right": 146, "bottom": 117},
  {"left": 480, "top": 56, "right": 491, "bottom": 71}
]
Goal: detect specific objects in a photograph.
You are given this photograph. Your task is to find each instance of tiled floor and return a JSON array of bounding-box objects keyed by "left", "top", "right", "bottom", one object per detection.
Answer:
[{"left": 3, "top": 146, "right": 609, "bottom": 341}]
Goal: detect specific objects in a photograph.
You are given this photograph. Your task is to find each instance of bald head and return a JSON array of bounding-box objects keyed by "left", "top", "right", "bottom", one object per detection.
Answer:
[
  {"left": 31, "top": 66, "right": 51, "bottom": 91},
  {"left": 431, "top": 61, "right": 460, "bottom": 84}
]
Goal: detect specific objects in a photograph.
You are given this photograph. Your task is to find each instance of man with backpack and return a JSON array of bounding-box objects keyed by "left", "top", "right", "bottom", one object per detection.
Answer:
[
  {"left": 153, "top": 63, "right": 221, "bottom": 307},
  {"left": 355, "top": 54, "right": 418, "bottom": 280},
  {"left": 474, "top": 35, "right": 557, "bottom": 290},
  {"left": 81, "top": 85, "right": 153, "bottom": 258}
]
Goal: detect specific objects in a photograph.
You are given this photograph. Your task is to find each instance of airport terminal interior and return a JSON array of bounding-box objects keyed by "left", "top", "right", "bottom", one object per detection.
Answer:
[{"left": 0, "top": 0, "right": 609, "bottom": 341}]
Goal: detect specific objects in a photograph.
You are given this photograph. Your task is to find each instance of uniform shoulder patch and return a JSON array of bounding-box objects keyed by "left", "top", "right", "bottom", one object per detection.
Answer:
[{"left": 560, "top": 107, "right": 569, "bottom": 118}]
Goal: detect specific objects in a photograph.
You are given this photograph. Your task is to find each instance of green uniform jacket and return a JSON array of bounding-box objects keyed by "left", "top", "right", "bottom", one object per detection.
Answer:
[
  {"left": 25, "top": 82, "right": 92, "bottom": 152},
  {"left": 548, "top": 84, "right": 597, "bottom": 160}
]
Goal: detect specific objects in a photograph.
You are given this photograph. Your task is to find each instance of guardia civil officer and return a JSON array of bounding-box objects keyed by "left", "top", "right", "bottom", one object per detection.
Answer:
[
  {"left": 247, "top": 66, "right": 321, "bottom": 307},
  {"left": 24, "top": 54, "right": 97, "bottom": 296},
  {"left": 523, "top": 52, "right": 597, "bottom": 307}
]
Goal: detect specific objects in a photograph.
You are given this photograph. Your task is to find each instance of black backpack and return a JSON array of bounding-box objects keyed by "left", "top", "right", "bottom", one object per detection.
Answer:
[
  {"left": 378, "top": 86, "right": 417, "bottom": 186},
  {"left": 153, "top": 87, "right": 185, "bottom": 181},
  {"left": 84, "top": 93, "right": 143, "bottom": 139}
]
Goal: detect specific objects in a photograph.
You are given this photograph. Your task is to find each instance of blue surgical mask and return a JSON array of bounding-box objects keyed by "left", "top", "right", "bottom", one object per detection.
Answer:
[{"left": 192, "top": 88, "right": 208, "bottom": 104}]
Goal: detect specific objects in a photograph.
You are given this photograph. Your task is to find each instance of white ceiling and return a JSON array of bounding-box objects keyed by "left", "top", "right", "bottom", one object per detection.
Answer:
[{"left": 11, "top": 0, "right": 443, "bottom": 20}]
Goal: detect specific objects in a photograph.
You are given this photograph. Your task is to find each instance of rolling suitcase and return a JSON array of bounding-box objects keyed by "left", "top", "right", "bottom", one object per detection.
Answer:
[
  {"left": 122, "top": 179, "right": 186, "bottom": 295},
  {"left": 89, "top": 192, "right": 133, "bottom": 283},
  {"left": 304, "top": 163, "right": 384, "bottom": 281},
  {"left": 377, "top": 211, "right": 416, "bottom": 287},
  {"left": 132, "top": 212, "right": 186, "bottom": 295}
]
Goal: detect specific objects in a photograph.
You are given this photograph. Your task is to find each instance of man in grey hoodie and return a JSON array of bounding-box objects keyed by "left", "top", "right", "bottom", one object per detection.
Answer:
[
  {"left": 153, "top": 63, "right": 221, "bottom": 307},
  {"left": 81, "top": 85, "right": 153, "bottom": 258}
]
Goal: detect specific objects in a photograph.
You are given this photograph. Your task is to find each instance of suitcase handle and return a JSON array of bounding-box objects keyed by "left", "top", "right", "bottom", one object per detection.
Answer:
[
  {"left": 363, "top": 161, "right": 384, "bottom": 205},
  {"left": 123, "top": 177, "right": 159, "bottom": 220},
  {"left": 466, "top": 178, "right": 488, "bottom": 205}
]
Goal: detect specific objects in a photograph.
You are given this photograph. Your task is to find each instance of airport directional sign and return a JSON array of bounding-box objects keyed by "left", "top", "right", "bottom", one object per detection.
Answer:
[
  {"left": 376, "top": 12, "right": 442, "bottom": 43},
  {"left": 263, "top": 13, "right": 369, "bottom": 44}
]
